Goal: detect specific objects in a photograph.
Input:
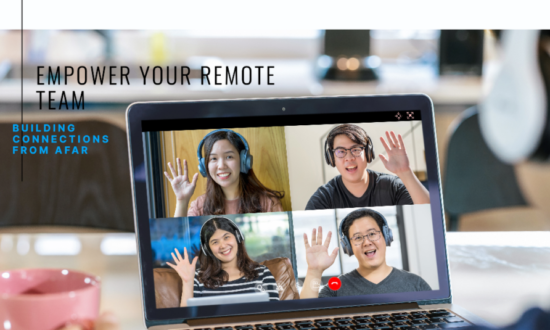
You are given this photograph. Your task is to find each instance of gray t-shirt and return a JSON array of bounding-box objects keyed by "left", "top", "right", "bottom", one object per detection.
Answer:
[
  {"left": 305, "top": 169, "right": 413, "bottom": 210},
  {"left": 319, "top": 268, "right": 432, "bottom": 298}
]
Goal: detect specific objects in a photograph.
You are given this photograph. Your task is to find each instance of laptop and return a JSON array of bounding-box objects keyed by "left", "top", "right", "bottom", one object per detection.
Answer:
[{"left": 126, "top": 95, "right": 490, "bottom": 330}]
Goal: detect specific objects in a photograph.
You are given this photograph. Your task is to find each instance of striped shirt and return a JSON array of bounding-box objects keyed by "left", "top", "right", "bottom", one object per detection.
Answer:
[{"left": 193, "top": 265, "right": 279, "bottom": 301}]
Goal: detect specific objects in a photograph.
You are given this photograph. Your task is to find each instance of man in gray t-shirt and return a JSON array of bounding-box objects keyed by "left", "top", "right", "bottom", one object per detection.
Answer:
[
  {"left": 306, "top": 124, "right": 429, "bottom": 210},
  {"left": 319, "top": 267, "right": 431, "bottom": 297},
  {"left": 300, "top": 208, "right": 431, "bottom": 300}
]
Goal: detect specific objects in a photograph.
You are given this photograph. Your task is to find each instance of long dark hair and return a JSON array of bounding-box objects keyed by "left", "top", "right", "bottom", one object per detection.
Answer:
[
  {"left": 198, "top": 217, "right": 259, "bottom": 289},
  {"left": 202, "top": 130, "right": 284, "bottom": 215}
]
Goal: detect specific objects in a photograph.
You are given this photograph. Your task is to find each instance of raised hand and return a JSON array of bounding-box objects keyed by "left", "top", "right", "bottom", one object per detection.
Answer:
[
  {"left": 303, "top": 226, "right": 339, "bottom": 273},
  {"left": 166, "top": 247, "right": 198, "bottom": 285},
  {"left": 379, "top": 131, "right": 410, "bottom": 175},
  {"left": 164, "top": 158, "right": 199, "bottom": 202}
]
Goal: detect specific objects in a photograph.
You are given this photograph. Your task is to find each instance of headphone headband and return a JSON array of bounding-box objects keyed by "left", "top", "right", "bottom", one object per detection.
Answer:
[
  {"left": 199, "top": 216, "right": 245, "bottom": 257},
  {"left": 338, "top": 208, "right": 393, "bottom": 257},
  {"left": 197, "top": 129, "right": 253, "bottom": 177}
]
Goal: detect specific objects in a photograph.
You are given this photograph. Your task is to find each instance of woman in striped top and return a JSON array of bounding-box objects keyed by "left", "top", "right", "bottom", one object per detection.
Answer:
[{"left": 167, "top": 217, "right": 280, "bottom": 307}]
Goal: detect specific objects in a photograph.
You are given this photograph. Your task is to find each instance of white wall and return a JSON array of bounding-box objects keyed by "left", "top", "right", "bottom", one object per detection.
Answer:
[
  {"left": 402, "top": 204, "right": 439, "bottom": 290},
  {"left": 285, "top": 121, "right": 425, "bottom": 211}
]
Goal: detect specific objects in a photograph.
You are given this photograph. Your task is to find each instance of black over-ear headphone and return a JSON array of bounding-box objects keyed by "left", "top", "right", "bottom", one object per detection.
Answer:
[
  {"left": 197, "top": 129, "right": 253, "bottom": 177},
  {"left": 339, "top": 208, "right": 393, "bottom": 257},
  {"left": 324, "top": 125, "right": 375, "bottom": 167},
  {"left": 199, "top": 217, "right": 244, "bottom": 258}
]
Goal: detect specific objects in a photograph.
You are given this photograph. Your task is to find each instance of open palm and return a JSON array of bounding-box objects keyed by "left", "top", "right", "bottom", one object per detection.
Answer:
[
  {"left": 303, "top": 227, "right": 338, "bottom": 272},
  {"left": 166, "top": 247, "right": 198, "bottom": 285},
  {"left": 164, "top": 158, "right": 199, "bottom": 202},
  {"left": 379, "top": 131, "right": 410, "bottom": 174}
]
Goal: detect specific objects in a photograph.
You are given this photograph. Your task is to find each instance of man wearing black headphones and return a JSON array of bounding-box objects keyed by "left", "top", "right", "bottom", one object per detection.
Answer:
[
  {"left": 305, "top": 124, "right": 430, "bottom": 210},
  {"left": 300, "top": 208, "right": 431, "bottom": 299}
]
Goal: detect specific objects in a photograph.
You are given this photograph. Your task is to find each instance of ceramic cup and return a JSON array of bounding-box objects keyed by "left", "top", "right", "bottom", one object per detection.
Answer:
[{"left": 0, "top": 268, "right": 100, "bottom": 330}]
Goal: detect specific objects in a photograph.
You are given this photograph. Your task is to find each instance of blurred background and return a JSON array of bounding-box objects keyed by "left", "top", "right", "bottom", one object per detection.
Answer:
[
  {"left": 4, "top": 29, "right": 547, "bottom": 231},
  {"left": 1, "top": 30, "right": 550, "bottom": 329}
]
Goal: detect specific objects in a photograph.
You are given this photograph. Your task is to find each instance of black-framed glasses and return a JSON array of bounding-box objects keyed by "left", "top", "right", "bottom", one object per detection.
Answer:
[
  {"left": 350, "top": 231, "right": 381, "bottom": 246},
  {"left": 333, "top": 146, "right": 365, "bottom": 158}
]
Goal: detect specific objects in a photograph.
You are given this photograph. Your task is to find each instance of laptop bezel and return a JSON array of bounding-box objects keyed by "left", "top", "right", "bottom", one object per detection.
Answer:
[{"left": 125, "top": 95, "right": 451, "bottom": 326}]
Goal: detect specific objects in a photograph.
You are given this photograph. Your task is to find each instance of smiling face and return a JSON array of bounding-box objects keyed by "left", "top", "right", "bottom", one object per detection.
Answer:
[
  {"left": 208, "top": 228, "right": 239, "bottom": 264},
  {"left": 207, "top": 139, "right": 241, "bottom": 190},
  {"left": 348, "top": 216, "right": 387, "bottom": 270},
  {"left": 333, "top": 134, "right": 368, "bottom": 184}
]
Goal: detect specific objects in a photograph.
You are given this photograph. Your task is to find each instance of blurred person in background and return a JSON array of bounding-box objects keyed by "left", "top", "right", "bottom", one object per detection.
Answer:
[{"left": 465, "top": 29, "right": 550, "bottom": 330}]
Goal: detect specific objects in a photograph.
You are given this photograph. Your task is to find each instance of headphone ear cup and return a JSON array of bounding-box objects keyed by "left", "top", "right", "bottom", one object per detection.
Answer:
[
  {"left": 383, "top": 226, "right": 393, "bottom": 246},
  {"left": 235, "top": 228, "right": 243, "bottom": 243},
  {"left": 369, "top": 144, "right": 375, "bottom": 163},
  {"left": 324, "top": 140, "right": 335, "bottom": 167},
  {"left": 367, "top": 137, "right": 375, "bottom": 163},
  {"left": 247, "top": 154, "right": 253, "bottom": 173},
  {"left": 243, "top": 150, "right": 248, "bottom": 174},
  {"left": 340, "top": 236, "right": 353, "bottom": 256},
  {"left": 324, "top": 149, "right": 331, "bottom": 166},
  {"left": 240, "top": 150, "right": 252, "bottom": 174},
  {"left": 198, "top": 158, "right": 207, "bottom": 177},
  {"left": 325, "top": 150, "right": 335, "bottom": 167},
  {"left": 201, "top": 243, "right": 210, "bottom": 257}
]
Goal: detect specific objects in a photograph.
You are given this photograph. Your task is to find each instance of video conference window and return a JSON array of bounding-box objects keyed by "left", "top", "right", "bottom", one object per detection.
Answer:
[
  {"left": 142, "top": 115, "right": 438, "bottom": 310},
  {"left": 143, "top": 121, "right": 428, "bottom": 219},
  {"left": 286, "top": 122, "right": 428, "bottom": 211},
  {"left": 149, "top": 213, "right": 295, "bottom": 308},
  {"left": 293, "top": 205, "right": 438, "bottom": 299},
  {"left": 148, "top": 205, "right": 437, "bottom": 308}
]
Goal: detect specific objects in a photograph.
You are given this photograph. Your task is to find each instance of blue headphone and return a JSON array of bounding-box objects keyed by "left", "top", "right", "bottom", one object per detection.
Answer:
[
  {"left": 197, "top": 129, "right": 253, "bottom": 177},
  {"left": 199, "top": 216, "right": 245, "bottom": 258},
  {"left": 339, "top": 208, "right": 393, "bottom": 256}
]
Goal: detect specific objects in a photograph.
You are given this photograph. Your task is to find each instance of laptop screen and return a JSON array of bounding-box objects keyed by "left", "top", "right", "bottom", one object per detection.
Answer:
[{"left": 128, "top": 96, "right": 450, "bottom": 322}]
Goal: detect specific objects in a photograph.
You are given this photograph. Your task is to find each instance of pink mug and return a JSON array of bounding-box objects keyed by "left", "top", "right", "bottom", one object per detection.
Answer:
[{"left": 0, "top": 268, "right": 100, "bottom": 330}]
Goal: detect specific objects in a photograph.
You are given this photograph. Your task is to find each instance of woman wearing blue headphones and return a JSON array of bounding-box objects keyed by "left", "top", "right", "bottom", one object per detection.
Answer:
[
  {"left": 164, "top": 129, "right": 284, "bottom": 217},
  {"left": 166, "top": 217, "right": 280, "bottom": 307}
]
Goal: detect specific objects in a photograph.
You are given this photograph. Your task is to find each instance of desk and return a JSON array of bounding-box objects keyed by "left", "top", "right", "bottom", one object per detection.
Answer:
[{"left": 2, "top": 232, "right": 549, "bottom": 329}]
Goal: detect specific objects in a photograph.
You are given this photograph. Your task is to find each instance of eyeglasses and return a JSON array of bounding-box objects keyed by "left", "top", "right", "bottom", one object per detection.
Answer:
[
  {"left": 350, "top": 231, "right": 381, "bottom": 246},
  {"left": 333, "top": 146, "right": 365, "bottom": 158}
]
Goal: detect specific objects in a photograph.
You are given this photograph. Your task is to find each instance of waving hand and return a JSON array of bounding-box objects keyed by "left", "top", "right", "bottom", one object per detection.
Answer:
[
  {"left": 166, "top": 247, "right": 198, "bottom": 285},
  {"left": 164, "top": 158, "right": 199, "bottom": 202},
  {"left": 303, "top": 226, "right": 339, "bottom": 273},
  {"left": 379, "top": 131, "right": 410, "bottom": 175}
]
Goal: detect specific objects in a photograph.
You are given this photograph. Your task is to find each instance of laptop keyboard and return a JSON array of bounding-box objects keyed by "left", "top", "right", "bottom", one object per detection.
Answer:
[{"left": 194, "top": 310, "right": 470, "bottom": 330}]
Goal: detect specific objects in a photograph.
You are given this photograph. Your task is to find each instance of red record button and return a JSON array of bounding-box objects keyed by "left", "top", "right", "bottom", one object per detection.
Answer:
[{"left": 328, "top": 277, "right": 341, "bottom": 291}]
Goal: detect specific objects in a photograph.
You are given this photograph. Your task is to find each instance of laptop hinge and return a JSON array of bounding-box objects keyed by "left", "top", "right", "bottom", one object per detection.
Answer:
[{"left": 187, "top": 303, "right": 421, "bottom": 327}]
